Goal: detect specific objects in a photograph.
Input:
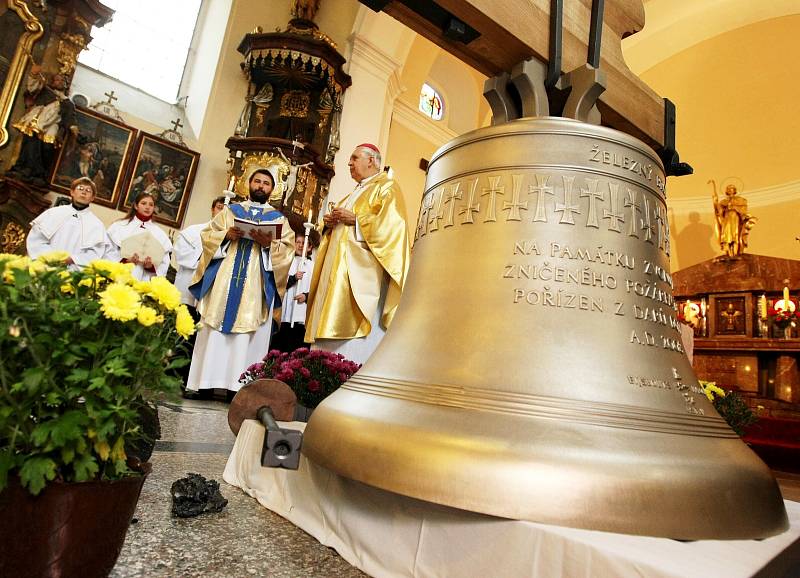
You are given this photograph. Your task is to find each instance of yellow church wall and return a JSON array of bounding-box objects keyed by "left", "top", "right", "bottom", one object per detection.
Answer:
[
  {"left": 397, "top": 36, "right": 441, "bottom": 111},
  {"left": 385, "top": 121, "right": 439, "bottom": 230},
  {"left": 634, "top": 15, "right": 800, "bottom": 270}
]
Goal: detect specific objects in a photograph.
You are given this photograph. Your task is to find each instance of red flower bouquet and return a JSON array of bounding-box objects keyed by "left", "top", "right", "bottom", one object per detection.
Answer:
[
  {"left": 768, "top": 305, "right": 797, "bottom": 330},
  {"left": 239, "top": 348, "right": 360, "bottom": 408}
]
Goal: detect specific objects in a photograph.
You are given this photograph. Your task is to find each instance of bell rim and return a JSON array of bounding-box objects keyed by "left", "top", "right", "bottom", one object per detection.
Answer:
[{"left": 303, "top": 389, "right": 790, "bottom": 541}]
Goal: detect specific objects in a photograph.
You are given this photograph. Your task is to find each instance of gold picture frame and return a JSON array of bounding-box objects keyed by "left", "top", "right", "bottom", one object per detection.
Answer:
[
  {"left": 0, "top": 1, "right": 44, "bottom": 148},
  {"left": 119, "top": 132, "right": 200, "bottom": 229},
  {"left": 49, "top": 106, "right": 138, "bottom": 208}
]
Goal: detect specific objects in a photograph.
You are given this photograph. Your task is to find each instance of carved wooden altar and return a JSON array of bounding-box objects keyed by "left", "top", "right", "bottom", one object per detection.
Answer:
[
  {"left": 673, "top": 254, "right": 800, "bottom": 410},
  {"left": 0, "top": 0, "right": 112, "bottom": 253}
]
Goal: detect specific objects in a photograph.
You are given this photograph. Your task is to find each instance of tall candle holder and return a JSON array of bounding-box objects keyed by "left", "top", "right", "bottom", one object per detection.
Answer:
[{"left": 757, "top": 293, "right": 769, "bottom": 337}]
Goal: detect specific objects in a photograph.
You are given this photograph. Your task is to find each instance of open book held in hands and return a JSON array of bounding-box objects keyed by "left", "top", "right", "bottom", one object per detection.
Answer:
[
  {"left": 120, "top": 231, "right": 165, "bottom": 264},
  {"left": 234, "top": 216, "right": 282, "bottom": 243}
]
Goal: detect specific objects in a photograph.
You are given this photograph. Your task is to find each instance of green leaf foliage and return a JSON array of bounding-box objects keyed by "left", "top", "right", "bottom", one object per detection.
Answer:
[
  {"left": 0, "top": 255, "right": 194, "bottom": 495},
  {"left": 19, "top": 456, "right": 57, "bottom": 495}
]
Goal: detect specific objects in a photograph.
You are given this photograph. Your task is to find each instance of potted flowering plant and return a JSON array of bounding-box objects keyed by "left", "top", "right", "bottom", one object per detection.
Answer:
[
  {"left": 0, "top": 252, "right": 195, "bottom": 577},
  {"left": 239, "top": 348, "right": 360, "bottom": 411},
  {"left": 700, "top": 381, "right": 757, "bottom": 436},
  {"left": 768, "top": 305, "right": 797, "bottom": 330}
]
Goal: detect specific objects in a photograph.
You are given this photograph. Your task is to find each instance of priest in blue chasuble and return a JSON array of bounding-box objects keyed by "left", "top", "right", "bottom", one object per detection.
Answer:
[{"left": 185, "top": 169, "right": 294, "bottom": 395}]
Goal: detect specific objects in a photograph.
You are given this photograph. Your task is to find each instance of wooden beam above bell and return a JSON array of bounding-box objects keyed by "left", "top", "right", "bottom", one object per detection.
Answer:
[{"left": 364, "top": 0, "right": 665, "bottom": 151}]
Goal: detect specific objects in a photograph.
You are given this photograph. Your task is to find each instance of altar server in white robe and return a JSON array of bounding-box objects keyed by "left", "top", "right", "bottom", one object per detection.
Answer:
[
  {"left": 106, "top": 191, "right": 172, "bottom": 280},
  {"left": 26, "top": 176, "right": 108, "bottom": 267},
  {"left": 272, "top": 235, "right": 314, "bottom": 352},
  {"left": 173, "top": 196, "right": 226, "bottom": 313},
  {"left": 185, "top": 169, "right": 294, "bottom": 396}
]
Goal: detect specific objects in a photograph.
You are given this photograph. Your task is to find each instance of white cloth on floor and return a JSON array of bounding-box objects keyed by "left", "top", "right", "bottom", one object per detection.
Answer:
[{"left": 225, "top": 419, "right": 800, "bottom": 578}]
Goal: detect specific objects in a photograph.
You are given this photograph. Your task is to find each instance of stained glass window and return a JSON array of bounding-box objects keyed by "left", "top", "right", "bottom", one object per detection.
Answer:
[{"left": 419, "top": 83, "right": 444, "bottom": 121}]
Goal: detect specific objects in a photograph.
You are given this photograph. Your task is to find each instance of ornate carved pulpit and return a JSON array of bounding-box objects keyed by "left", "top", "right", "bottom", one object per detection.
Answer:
[{"left": 225, "top": 13, "right": 351, "bottom": 228}]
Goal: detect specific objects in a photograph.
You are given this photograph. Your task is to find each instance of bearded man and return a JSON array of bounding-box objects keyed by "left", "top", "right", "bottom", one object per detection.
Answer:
[{"left": 186, "top": 169, "right": 294, "bottom": 397}]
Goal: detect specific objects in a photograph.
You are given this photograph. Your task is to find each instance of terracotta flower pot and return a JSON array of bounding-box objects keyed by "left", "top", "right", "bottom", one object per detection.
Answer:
[{"left": 0, "top": 463, "right": 151, "bottom": 578}]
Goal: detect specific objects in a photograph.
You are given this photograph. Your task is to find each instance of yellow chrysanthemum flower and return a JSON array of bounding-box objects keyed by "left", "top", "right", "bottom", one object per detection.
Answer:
[
  {"left": 1, "top": 256, "right": 29, "bottom": 282},
  {"left": 700, "top": 380, "right": 726, "bottom": 402},
  {"left": 146, "top": 277, "right": 182, "bottom": 311},
  {"left": 86, "top": 260, "right": 135, "bottom": 285},
  {"left": 27, "top": 259, "right": 48, "bottom": 275},
  {"left": 137, "top": 305, "right": 160, "bottom": 327},
  {"left": 37, "top": 250, "right": 70, "bottom": 264},
  {"left": 98, "top": 283, "right": 141, "bottom": 322},
  {"left": 78, "top": 275, "right": 108, "bottom": 289},
  {"left": 5, "top": 256, "right": 29, "bottom": 270},
  {"left": 58, "top": 271, "right": 75, "bottom": 294},
  {"left": 175, "top": 304, "right": 197, "bottom": 339}
]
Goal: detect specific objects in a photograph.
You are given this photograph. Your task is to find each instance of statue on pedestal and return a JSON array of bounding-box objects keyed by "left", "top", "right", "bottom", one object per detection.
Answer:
[
  {"left": 710, "top": 179, "right": 757, "bottom": 257},
  {"left": 7, "top": 65, "right": 77, "bottom": 187}
]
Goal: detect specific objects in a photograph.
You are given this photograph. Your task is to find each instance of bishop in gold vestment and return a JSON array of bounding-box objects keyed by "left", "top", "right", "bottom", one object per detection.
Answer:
[
  {"left": 186, "top": 169, "right": 294, "bottom": 393},
  {"left": 305, "top": 144, "right": 410, "bottom": 364}
]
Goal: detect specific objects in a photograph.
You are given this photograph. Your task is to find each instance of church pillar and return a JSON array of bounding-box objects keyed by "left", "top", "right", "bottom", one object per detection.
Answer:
[{"left": 329, "top": 33, "right": 403, "bottom": 201}]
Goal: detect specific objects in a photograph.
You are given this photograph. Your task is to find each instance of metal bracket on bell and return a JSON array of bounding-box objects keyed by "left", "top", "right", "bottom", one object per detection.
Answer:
[
  {"left": 511, "top": 58, "right": 550, "bottom": 118},
  {"left": 483, "top": 72, "right": 519, "bottom": 125},
  {"left": 559, "top": 64, "right": 606, "bottom": 125}
]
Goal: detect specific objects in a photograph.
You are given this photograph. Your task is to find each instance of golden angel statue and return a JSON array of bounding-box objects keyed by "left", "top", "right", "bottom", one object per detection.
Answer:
[
  {"left": 291, "top": 0, "right": 321, "bottom": 21},
  {"left": 709, "top": 180, "right": 757, "bottom": 257}
]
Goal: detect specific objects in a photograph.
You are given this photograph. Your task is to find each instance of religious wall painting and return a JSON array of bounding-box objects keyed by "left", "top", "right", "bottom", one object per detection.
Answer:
[
  {"left": 710, "top": 294, "right": 750, "bottom": 337},
  {"left": 120, "top": 133, "right": 199, "bottom": 229},
  {"left": 50, "top": 106, "right": 137, "bottom": 208}
]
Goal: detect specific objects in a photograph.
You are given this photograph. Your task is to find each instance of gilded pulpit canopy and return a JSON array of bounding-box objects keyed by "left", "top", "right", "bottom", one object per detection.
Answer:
[{"left": 709, "top": 179, "right": 757, "bottom": 257}]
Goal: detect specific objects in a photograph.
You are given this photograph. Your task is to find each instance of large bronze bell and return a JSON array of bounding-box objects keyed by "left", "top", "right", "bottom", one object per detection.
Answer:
[{"left": 302, "top": 116, "right": 788, "bottom": 540}]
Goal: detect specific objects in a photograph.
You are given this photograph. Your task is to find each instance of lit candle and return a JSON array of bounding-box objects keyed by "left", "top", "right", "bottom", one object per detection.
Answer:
[
  {"left": 784, "top": 286, "right": 790, "bottom": 302},
  {"left": 759, "top": 294, "right": 767, "bottom": 319},
  {"left": 700, "top": 298, "right": 706, "bottom": 317},
  {"left": 227, "top": 175, "right": 236, "bottom": 191},
  {"left": 308, "top": 208, "right": 313, "bottom": 224}
]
